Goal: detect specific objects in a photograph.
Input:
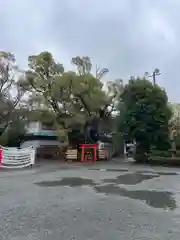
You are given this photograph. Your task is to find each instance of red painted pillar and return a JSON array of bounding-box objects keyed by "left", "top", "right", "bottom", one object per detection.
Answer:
[
  {"left": 81, "top": 145, "right": 85, "bottom": 162},
  {"left": 93, "top": 144, "right": 97, "bottom": 161},
  {"left": 95, "top": 147, "right": 97, "bottom": 161}
]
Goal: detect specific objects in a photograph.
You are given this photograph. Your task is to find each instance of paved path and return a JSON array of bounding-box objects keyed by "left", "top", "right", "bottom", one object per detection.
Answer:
[{"left": 1, "top": 162, "right": 180, "bottom": 239}]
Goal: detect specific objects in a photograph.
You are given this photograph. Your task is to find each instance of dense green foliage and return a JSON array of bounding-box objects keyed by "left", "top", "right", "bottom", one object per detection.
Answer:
[
  {"left": 118, "top": 78, "right": 172, "bottom": 161},
  {"left": 0, "top": 51, "right": 27, "bottom": 146},
  {"left": 23, "top": 52, "right": 119, "bottom": 146},
  {"left": 0, "top": 51, "right": 122, "bottom": 147},
  {"left": 1, "top": 50, "right": 179, "bottom": 163},
  {"left": 0, "top": 119, "right": 26, "bottom": 147}
]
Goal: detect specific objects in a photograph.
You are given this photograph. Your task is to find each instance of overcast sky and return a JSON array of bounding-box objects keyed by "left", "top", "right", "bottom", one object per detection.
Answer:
[{"left": 0, "top": 0, "right": 180, "bottom": 102}]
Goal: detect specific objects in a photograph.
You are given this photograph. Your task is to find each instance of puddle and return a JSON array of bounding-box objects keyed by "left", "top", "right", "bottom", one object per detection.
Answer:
[
  {"left": 137, "top": 171, "right": 178, "bottom": 176},
  {"left": 35, "top": 177, "right": 96, "bottom": 187},
  {"left": 89, "top": 169, "right": 179, "bottom": 176},
  {"left": 105, "top": 169, "right": 128, "bottom": 172},
  {"left": 94, "top": 184, "right": 177, "bottom": 210},
  {"left": 89, "top": 168, "right": 128, "bottom": 172},
  {"left": 103, "top": 172, "right": 159, "bottom": 185},
  {"left": 155, "top": 172, "right": 178, "bottom": 176}
]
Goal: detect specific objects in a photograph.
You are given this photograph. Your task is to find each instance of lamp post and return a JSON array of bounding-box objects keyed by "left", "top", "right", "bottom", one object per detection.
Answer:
[{"left": 144, "top": 68, "right": 161, "bottom": 85}]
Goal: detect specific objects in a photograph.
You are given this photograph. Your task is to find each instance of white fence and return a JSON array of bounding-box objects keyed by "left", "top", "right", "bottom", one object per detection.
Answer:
[{"left": 0, "top": 146, "right": 35, "bottom": 169}]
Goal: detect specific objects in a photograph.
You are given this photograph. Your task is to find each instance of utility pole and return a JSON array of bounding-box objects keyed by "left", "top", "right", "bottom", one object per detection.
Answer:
[{"left": 144, "top": 68, "right": 161, "bottom": 85}]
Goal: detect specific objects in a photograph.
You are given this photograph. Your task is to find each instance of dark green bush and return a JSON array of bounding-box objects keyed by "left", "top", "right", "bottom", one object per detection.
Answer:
[
  {"left": 134, "top": 147, "right": 180, "bottom": 166},
  {"left": 148, "top": 156, "right": 180, "bottom": 166},
  {"left": 148, "top": 149, "right": 172, "bottom": 158}
]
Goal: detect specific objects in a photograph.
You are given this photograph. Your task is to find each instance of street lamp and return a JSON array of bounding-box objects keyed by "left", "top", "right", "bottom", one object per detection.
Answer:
[{"left": 144, "top": 68, "right": 161, "bottom": 85}]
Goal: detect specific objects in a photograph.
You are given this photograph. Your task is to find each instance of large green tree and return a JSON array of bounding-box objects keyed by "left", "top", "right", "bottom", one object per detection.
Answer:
[
  {"left": 23, "top": 52, "right": 114, "bottom": 146},
  {"left": 0, "top": 51, "right": 27, "bottom": 144},
  {"left": 118, "top": 77, "right": 172, "bottom": 161}
]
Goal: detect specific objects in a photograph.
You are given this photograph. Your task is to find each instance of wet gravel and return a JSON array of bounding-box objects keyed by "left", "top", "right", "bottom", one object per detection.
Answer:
[{"left": 0, "top": 163, "right": 180, "bottom": 239}]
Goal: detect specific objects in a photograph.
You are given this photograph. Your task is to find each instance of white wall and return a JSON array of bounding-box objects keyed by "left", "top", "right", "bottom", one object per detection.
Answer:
[
  {"left": 25, "top": 121, "right": 56, "bottom": 136},
  {"left": 26, "top": 121, "right": 40, "bottom": 134}
]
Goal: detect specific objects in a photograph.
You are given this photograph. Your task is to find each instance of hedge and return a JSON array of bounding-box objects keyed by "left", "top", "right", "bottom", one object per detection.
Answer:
[
  {"left": 147, "top": 156, "right": 180, "bottom": 166},
  {"left": 134, "top": 149, "right": 180, "bottom": 166},
  {"left": 148, "top": 149, "right": 172, "bottom": 157}
]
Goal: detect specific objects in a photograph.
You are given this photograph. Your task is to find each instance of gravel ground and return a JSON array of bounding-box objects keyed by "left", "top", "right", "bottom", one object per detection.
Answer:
[{"left": 1, "top": 162, "right": 180, "bottom": 240}]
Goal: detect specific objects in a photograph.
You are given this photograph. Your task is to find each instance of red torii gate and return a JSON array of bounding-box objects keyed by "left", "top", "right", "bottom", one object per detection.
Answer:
[{"left": 80, "top": 144, "right": 97, "bottom": 162}]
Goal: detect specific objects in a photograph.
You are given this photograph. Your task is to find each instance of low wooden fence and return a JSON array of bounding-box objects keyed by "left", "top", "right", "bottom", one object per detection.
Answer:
[
  {"left": 66, "top": 149, "right": 78, "bottom": 160},
  {"left": 98, "top": 149, "right": 106, "bottom": 159}
]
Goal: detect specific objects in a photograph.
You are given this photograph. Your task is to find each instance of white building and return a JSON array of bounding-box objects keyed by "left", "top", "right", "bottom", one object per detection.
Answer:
[{"left": 20, "top": 121, "right": 61, "bottom": 160}]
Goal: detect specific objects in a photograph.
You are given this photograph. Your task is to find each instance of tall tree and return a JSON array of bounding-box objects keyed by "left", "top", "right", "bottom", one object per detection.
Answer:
[
  {"left": 0, "top": 51, "right": 26, "bottom": 140},
  {"left": 24, "top": 52, "right": 113, "bottom": 146},
  {"left": 118, "top": 77, "right": 172, "bottom": 161}
]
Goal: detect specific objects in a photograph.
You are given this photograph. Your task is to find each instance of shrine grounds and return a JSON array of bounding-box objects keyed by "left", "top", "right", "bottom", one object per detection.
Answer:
[{"left": 1, "top": 161, "right": 180, "bottom": 239}]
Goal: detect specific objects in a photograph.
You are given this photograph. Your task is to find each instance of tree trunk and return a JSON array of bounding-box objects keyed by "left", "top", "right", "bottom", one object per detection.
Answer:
[{"left": 134, "top": 142, "right": 148, "bottom": 163}]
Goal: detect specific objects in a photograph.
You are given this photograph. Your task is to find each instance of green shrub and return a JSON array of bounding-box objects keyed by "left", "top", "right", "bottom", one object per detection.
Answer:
[
  {"left": 148, "top": 150, "right": 172, "bottom": 158},
  {"left": 148, "top": 156, "right": 180, "bottom": 166}
]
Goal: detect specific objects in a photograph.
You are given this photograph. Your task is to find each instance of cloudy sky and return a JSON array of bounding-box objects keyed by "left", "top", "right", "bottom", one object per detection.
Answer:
[{"left": 0, "top": 0, "right": 180, "bottom": 101}]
